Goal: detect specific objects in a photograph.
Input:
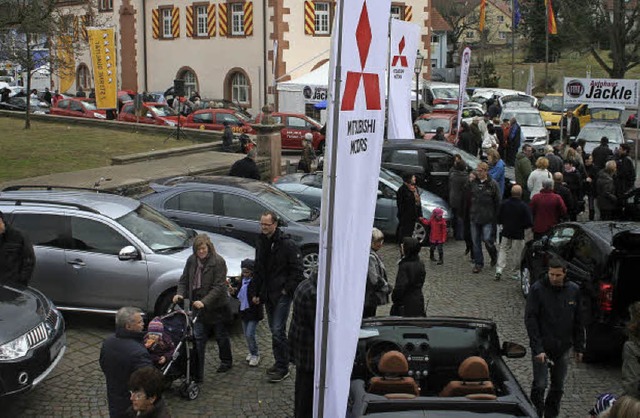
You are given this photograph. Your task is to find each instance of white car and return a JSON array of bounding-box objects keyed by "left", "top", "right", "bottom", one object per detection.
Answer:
[{"left": 500, "top": 107, "right": 549, "bottom": 154}]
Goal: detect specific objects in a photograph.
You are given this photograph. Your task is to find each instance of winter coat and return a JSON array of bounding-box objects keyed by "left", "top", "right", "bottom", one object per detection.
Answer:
[
  {"left": 592, "top": 145, "right": 613, "bottom": 171},
  {"left": 563, "top": 168, "right": 583, "bottom": 202},
  {"left": 289, "top": 275, "right": 317, "bottom": 372},
  {"left": 298, "top": 145, "right": 316, "bottom": 173},
  {"left": 529, "top": 189, "right": 567, "bottom": 234},
  {"left": 396, "top": 183, "right": 423, "bottom": 236},
  {"left": 229, "top": 156, "right": 260, "bottom": 180},
  {"left": 255, "top": 228, "right": 303, "bottom": 304},
  {"left": 515, "top": 152, "right": 533, "bottom": 189},
  {"left": 100, "top": 329, "right": 153, "bottom": 418},
  {"left": 457, "top": 130, "right": 475, "bottom": 155},
  {"left": 554, "top": 182, "right": 574, "bottom": 218},
  {"left": 424, "top": 213, "right": 447, "bottom": 244},
  {"left": 488, "top": 159, "right": 506, "bottom": 197},
  {"left": 622, "top": 337, "right": 640, "bottom": 398},
  {"left": 0, "top": 225, "right": 35, "bottom": 286},
  {"left": 448, "top": 168, "right": 468, "bottom": 212},
  {"left": 125, "top": 398, "right": 172, "bottom": 418},
  {"left": 468, "top": 124, "right": 482, "bottom": 157},
  {"left": 596, "top": 171, "right": 618, "bottom": 212},
  {"left": 545, "top": 153, "right": 563, "bottom": 175},
  {"left": 525, "top": 277, "right": 585, "bottom": 357},
  {"left": 498, "top": 197, "right": 533, "bottom": 240},
  {"left": 584, "top": 164, "right": 599, "bottom": 196},
  {"left": 230, "top": 277, "right": 264, "bottom": 322},
  {"left": 177, "top": 251, "right": 230, "bottom": 325},
  {"left": 364, "top": 249, "right": 391, "bottom": 311},
  {"left": 527, "top": 168, "right": 552, "bottom": 198},
  {"left": 143, "top": 333, "right": 175, "bottom": 366},
  {"left": 391, "top": 240, "right": 426, "bottom": 317},
  {"left": 618, "top": 155, "right": 636, "bottom": 194},
  {"left": 469, "top": 178, "right": 501, "bottom": 225}
]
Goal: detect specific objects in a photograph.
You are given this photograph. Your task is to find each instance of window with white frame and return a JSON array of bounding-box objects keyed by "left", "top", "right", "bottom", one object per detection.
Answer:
[
  {"left": 99, "top": 0, "right": 113, "bottom": 12},
  {"left": 390, "top": 5, "right": 403, "bottom": 20},
  {"left": 231, "top": 72, "right": 249, "bottom": 104},
  {"left": 314, "top": 2, "right": 330, "bottom": 35},
  {"left": 231, "top": 3, "right": 244, "bottom": 36},
  {"left": 162, "top": 8, "right": 173, "bottom": 38},
  {"left": 196, "top": 5, "right": 208, "bottom": 37},
  {"left": 180, "top": 70, "right": 198, "bottom": 98}
]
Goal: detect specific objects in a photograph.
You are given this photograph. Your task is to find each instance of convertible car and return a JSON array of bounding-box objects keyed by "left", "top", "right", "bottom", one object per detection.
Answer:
[{"left": 348, "top": 317, "right": 536, "bottom": 417}]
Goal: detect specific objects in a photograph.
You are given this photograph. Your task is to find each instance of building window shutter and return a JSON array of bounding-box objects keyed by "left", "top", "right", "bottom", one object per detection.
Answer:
[
  {"left": 73, "top": 16, "right": 80, "bottom": 42},
  {"left": 81, "top": 14, "right": 90, "bottom": 42},
  {"left": 208, "top": 4, "right": 216, "bottom": 37},
  {"left": 243, "top": 2, "right": 253, "bottom": 35},
  {"left": 152, "top": 9, "right": 160, "bottom": 39},
  {"left": 219, "top": 3, "right": 228, "bottom": 37},
  {"left": 186, "top": 5, "right": 193, "bottom": 37},
  {"left": 172, "top": 7, "right": 180, "bottom": 38},
  {"left": 304, "top": 1, "right": 315, "bottom": 35},
  {"left": 404, "top": 5, "right": 412, "bottom": 21}
]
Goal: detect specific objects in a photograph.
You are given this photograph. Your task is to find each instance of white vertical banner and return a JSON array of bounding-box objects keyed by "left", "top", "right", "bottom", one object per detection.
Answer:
[
  {"left": 526, "top": 64, "right": 534, "bottom": 95},
  {"left": 314, "top": 0, "right": 391, "bottom": 416},
  {"left": 456, "top": 47, "right": 472, "bottom": 139},
  {"left": 272, "top": 40, "right": 278, "bottom": 90},
  {"left": 387, "top": 19, "right": 420, "bottom": 140}
]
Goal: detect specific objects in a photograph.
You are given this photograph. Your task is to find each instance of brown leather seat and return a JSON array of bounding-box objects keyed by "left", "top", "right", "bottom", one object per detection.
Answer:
[
  {"left": 439, "top": 356, "right": 495, "bottom": 397},
  {"left": 368, "top": 350, "right": 420, "bottom": 396}
]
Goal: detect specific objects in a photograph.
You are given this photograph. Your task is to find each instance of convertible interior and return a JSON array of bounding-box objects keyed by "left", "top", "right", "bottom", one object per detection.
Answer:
[{"left": 348, "top": 317, "right": 536, "bottom": 417}]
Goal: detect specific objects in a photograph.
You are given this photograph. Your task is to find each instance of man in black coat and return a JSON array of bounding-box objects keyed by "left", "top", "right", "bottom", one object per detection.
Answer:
[
  {"left": 254, "top": 211, "right": 303, "bottom": 383},
  {"left": 495, "top": 185, "right": 532, "bottom": 281},
  {"left": 0, "top": 210, "right": 35, "bottom": 286},
  {"left": 561, "top": 110, "right": 580, "bottom": 140},
  {"left": 229, "top": 148, "right": 261, "bottom": 180},
  {"left": 469, "top": 162, "right": 501, "bottom": 273},
  {"left": 553, "top": 172, "right": 574, "bottom": 221},
  {"left": 100, "top": 307, "right": 152, "bottom": 418},
  {"left": 396, "top": 173, "right": 423, "bottom": 243},
  {"left": 544, "top": 145, "right": 563, "bottom": 176},
  {"left": 592, "top": 137, "right": 613, "bottom": 172},
  {"left": 616, "top": 144, "right": 636, "bottom": 195},
  {"left": 222, "top": 121, "right": 234, "bottom": 152}
]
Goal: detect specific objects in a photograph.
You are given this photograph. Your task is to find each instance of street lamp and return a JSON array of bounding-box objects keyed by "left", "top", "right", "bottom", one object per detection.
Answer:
[{"left": 414, "top": 49, "right": 424, "bottom": 111}]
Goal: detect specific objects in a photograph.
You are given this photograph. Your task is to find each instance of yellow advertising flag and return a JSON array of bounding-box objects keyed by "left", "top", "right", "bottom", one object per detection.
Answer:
[
  {"left": 479, "top": 0, "right": 486, "bottom": 33},
  {"left": 56, "top": 35, "right": 75, "bottom": 94},
  {"left": 87, "top": 27, "right": 117, "bottom": 109}
]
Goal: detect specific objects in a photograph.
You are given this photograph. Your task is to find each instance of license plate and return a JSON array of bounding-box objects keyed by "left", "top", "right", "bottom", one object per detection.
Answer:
[{"left": 49, "top": 335, "right": 66, "bottom": 362}]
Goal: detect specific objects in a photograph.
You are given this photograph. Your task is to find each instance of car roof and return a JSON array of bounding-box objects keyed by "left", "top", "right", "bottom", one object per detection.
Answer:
[
  {"left": 570, "top": 221, "right": 640, "bottom": 245},
  {"left": 501, "top": 107, "right": 540, "bottom": 114},
  {"left": 151, "top": 175, "right": 277, "bottom": 193},
  {"left": 383, "top": 140, "right": 458, "bottom": 151},
  {"left": 0, "top": 189, "right": 140, "bottom": 219},
  {"left": 419, "top": 112, "right": 456, "bottom": 120}
]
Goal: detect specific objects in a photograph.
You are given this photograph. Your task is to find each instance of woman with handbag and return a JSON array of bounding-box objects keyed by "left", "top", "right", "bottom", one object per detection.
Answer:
[
  {"left": 172, "top": 234, "right": 233, "bottom": 382},
  {"left": 363, "top": 228, "right": 391, "bottom": 318},
  {"left": 391, "top": 237, "right": 426, "bottom": 317}
]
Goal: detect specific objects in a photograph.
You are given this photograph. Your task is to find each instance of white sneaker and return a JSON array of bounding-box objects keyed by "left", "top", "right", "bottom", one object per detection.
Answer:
[
  {"left": 249, "top": 355, "right": 261, "bottom": 367},
  {"left": 246, "top": 354, "right": 252, "bottom": 362}
]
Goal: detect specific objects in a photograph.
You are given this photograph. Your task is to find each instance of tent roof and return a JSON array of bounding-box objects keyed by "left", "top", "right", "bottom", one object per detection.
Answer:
[{"left": 277, "top": 62, "right": 330, "bottom": 91}]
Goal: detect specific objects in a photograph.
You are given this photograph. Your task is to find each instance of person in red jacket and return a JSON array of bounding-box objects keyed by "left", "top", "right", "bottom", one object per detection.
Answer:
[
  {"left": 424, "top": 207, "right": 447, "bottom": 265},
  {"left": 530, "top": 180, "right": 567, "bottom": 240}
]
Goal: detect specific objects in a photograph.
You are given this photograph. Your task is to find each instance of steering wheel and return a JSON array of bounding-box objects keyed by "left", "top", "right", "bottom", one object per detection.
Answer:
[{"left": 365, "top": 340, "right": 403, "bottom": 377}]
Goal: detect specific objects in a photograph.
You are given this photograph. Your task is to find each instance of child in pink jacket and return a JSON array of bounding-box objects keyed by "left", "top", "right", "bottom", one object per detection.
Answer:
[{"left": 424, "top": 208, "right": 447, "bottom": 265}]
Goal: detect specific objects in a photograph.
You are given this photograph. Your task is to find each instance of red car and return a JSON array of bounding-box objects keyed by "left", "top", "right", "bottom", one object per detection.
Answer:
[
  {"left": 117, "top": 102, "right": 180, "bottom": 126},
  {"left": 50, "top": 98, "right": 106, "bottom": 119},
  {"left": 182, "top": 108, "right": 252, "bottom": 133},
  {"left": 415, "top": 112, "right": 457, "bottom": 143},
  {"left": 253, "top": 112, "right": 325, "bottom": 152}
]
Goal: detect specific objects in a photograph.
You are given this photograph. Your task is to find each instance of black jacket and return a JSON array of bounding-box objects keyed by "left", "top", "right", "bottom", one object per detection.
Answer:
[
  {"left": 448, "top": 168, "right": 468, "bottom": 212},
  {"left": 469, "top": 178, "right": 501, "bottom": 225},
  {"left": 0, "top": 225, "right": 35, "bottom": 286},
  {"left": 230, "top": 276, "right": 264, "bottom": 321},
  {"left": 596, "top": 171, "right": 618, "bottom": 211},
  {"left": 563, "top": 169, "right": 583, "bottom": 201},
  {"left": 497, "top": 197, "right": 533, "bottom": 240},
  {"left": 229, "top": 156, "right": 260, "bottom": 180},
  {"left": 289, "top": 275, "right": 317, "bottom": 372},
  {"left": 100, "top": 329, "right": 153, "bottom": 418},
  {"left": 554, "top": 182, "right": 575, "bottom": 217},
  {"left": 396, "top": 184, "right": 423, "bottom": 227},
  {"left": 545, "top": 153, "right": 563, "bottom": 175},
  {"left": 391, "top": 240, "right": 426, "bottom": 317},
  {"left": 525, "top": 277, "right": 585, "bottom": 357},
  {"left": 592, "top": 145, "right": 613, "bottom": 171},
  {"left": 255, "top": 228, "right": 303, "bottom": 304},
  {"left": 457, "top": 130, "right": 478, "bottom": 157},
  {"left": 561, "top": 116, "right": 580, "bottom": 138},
  {"left": 617, "top": 155, "right": 636, "bottom": 194}
]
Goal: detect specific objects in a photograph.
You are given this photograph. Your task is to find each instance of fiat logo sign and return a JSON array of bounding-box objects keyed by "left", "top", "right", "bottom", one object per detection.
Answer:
[{"left": 565, "top": 80, "right": 585, "bottom": 98}]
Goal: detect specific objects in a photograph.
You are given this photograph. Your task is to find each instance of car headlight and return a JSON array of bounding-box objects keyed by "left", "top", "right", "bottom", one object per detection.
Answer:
[
  {"left": 165, "top": 120, "right": 176, "bottom": 126},
  {"left": 94, "top": 112, "right": 106, "bottom": 119},
  {"left": 0, "top": 334, "right": 30, "bottom": 361},
  {"left": 533, "top": 136, "right": 547, "bottom": 145}
]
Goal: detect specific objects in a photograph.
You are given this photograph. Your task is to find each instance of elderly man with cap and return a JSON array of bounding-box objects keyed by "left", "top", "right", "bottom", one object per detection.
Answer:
[
  {"left": 0, "top": 210, "right": 36, "bottom": 286},
  {"left": 297, "top": 133, "right": 316, "bottom": 173}
]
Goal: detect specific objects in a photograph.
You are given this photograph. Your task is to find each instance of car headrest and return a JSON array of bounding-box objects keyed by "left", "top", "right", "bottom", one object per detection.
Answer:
[
  {"left": 378, "top": 350, "right": 409, "bottom": 375},
  {"left": 458, "top": 356, "right": 490, "bottom": 381}
]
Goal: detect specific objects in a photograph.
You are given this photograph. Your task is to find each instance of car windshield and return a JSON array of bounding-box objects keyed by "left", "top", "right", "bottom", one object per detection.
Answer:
[
  {"left": 256, "top": 187, "right": 315, "bottom": 222},
  {"left": 117, "top": 204, "right": 191, "bottom": 251},
  {"left": 590, "top": 107, "right": 623, "bottom": 122},
  {"left": 82, "top": 101, "right": 98, "bottom": 110},
  {"left": 415, "top": 118, "right": 451, "bottom": 133},
  {"left": 579, "top": 125, "right": 623, "bottom": 144},
  {"left": 502, "top": 111, "right": 544, "bottom": 127},
  {"left": 538, "top": 96, "right": 579, "bottom": 112},
  {"left": 149, "top": 104, "right": 176, "bottom": 117},
  {"left": 432, "top": 87, "right": 458, "bottom": 100},
  {"left": 299, "top": 173, "right": 323, "bottom": 187}
]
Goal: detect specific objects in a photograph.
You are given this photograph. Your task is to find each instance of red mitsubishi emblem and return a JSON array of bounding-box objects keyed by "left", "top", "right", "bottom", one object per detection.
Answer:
[
  {"left": 391, "top": 36, "right": 408, "bottom": 67},
  {"left": 341, "top": 1, "right": 381, "bottom": 111}
]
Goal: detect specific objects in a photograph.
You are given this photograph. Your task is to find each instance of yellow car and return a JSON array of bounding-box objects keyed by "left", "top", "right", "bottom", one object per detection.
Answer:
[{"left": 538, "top": 93, "right": 590, "bottom": 140}]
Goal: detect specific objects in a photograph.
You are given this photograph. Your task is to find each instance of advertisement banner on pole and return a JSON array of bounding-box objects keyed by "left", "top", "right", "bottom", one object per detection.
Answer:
[
  {"left": 314, "top": 0, "right": 391, "bottom": 416},
  {"left": 387, "top": 19, "right": 420, "bottom": 140},
  {"left": 87, "top": 27, "right": 117, "bottom": 109},
  {"left": 456, "top": 47, "right": 472, "bottom": 138},
  {"left": 563, "top": 77, "right": 640, "bottom": 107}
]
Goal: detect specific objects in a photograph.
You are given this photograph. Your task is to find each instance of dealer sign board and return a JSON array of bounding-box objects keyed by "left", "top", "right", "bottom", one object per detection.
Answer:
[{"left": 564, "top": 77, "right": 640, "bottom": 107}]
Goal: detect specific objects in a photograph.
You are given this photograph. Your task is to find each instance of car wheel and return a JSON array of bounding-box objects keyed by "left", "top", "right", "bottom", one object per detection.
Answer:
[
  {"left": 155, "top": 292, "right": 175, "bottom": 316},
  {"left": 317, "top": 140, "right": 326, "bottom": 154},
  {"left": 520, "top": 264, "right": 531, "bottom": 298},
  {"left": 302, "top": 247, "right": 319, "bottom": 279},
  {"left": 412, "top": 222, "right": 428, "bottom": 245}
]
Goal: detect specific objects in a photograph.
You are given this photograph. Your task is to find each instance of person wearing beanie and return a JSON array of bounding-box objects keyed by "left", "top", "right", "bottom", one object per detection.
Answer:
[
  {"left": 423, "top": 207, "right": 447, "bottom": 265},
  {"left": 0, "top": 210, "right": 36, "bottom": 286},
  {"left": 297, "top": 133, "right": 317, "bottom": 173},
  {"left": 229, "top": 258, "right": 263, "bottom": 367},
  {"left": 143, "top": 318, "right": 175, "bottom": 366}
]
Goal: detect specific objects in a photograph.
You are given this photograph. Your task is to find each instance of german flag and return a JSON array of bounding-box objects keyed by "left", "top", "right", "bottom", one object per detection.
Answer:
[{"left": 545, "top": 0, "right": 557, "bottom": 35}]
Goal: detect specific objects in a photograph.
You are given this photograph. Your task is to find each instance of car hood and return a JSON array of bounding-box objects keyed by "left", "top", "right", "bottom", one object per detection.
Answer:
[
  {"left": 420, "top": 189, "right": 451, "bottom": 220},
  {"left": 520, "top": 126, "right": 547, "bottom": 139},
  {"left": 0, "top": 285, "right": 49, "bottom": 344}
]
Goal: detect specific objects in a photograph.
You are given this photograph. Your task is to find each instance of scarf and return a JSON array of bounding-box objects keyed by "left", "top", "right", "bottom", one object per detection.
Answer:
[
  {"left": 192, "top": 257, "right": 205, "bottom": 291},
  {"left": 407, "top": 183, "right": 421, "bottom": 205},
  {"left": 238, "top": 277, "right": 251, "bottom": 311}
]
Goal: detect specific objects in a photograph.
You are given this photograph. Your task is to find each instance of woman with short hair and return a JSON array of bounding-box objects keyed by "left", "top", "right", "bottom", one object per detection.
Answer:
[{"left": 527, "top": 157, "right": 552, "bottom": 198}]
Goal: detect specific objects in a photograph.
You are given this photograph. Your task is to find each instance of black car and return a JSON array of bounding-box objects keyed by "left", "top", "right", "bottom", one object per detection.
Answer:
[
  {"left": 621, "top": 188, "right": 640, "bottom": 221},
  {"left": 0, "top": 284, "right": 66, "bottom": 397},
  {"left": 519, "top": 222, "right": 640, "bottom": 359},
  {"left": 348, "top": 317, "right": 536, "bottom": 417},
  {"left": 0, "top": 96, "right": 50, "bottom": 114}
]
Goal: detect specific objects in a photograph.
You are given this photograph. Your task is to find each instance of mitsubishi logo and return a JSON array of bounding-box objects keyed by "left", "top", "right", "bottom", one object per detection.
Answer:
[
  {"left": 341, "top": 1, "right": 381, "bottom": 111},
  {"left": 391, "top": 36, "right": 408, "bottom": 67}
]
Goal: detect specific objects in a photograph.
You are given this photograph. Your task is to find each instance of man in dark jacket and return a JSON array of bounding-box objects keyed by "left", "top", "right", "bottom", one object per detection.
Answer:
[
  {"left": 469, "top": 162, "right": 501, "bottom": 273},
  {"left": 396, "top": 173, "right": 423, "bottom": 243},
  {"left": 544, "top": 145, "right": 563, "bottom": 176},
  {"left": 100, "top": 307, "right": 153, "bottom": 418},
  {"left": 495, "top": 185, "right": 532, "bottom": 281},
  {"left": 525, "top": 257, "right": 585, "bottom": 418},
  {"left": 596, "top": 160, "right": 618, "bottom": 220},
  {"left": 561, "top": 110, "right": 580, "bottom": 140},
  {"left": 553, "top": 172, "right": 574, "bottom": 221},
  {"left": 530, "top": 180, "right": 567, "bottom": 240},
  {"left": 289, "top": 271, "right": 317, "bottom": 418},
  {"left": 222, "top": 121, "right": 234, "bottom": 152},
  {"left": 254, "top": 211, "right": 303, "bottom": 382},
  {"left": 515, "top": 145, "right": 534, "bottom": 195},
  {"left": 592, "top": 137, "right": 613, "bottom": 172},
  {"left": 506, "top": 118, "right": 521, "bottom": 166},
  {"left": 617, "top": 144, "right": 636, "bottom": 195},
  {"left": 0, "top": 210, "right": 35, "bottom": 286},
  {"left": 448, "top": 160, "right": 469, "bottom": 240},
  {"left": 229, "top": 148, "right": 260, "bottom": 180}
]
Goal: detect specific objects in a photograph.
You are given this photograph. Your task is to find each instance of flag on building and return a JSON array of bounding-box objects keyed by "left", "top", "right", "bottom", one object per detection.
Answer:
[
  {"left": 479, "top": 0, "right": 486, "bottom": 32},
  {"left": 545, "top": 0, "right": 557, "bottom": 35},
  {"left": 513, "top": 0, "right": 521, "bottom": 29}
]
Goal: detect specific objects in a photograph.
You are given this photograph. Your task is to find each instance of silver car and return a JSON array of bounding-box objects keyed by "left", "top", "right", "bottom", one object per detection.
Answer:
[
  {"left": 500, "top": 107, "right": 549, "bottom": 154},
  {"left": 0, "top": 188, "right": 254, "bottom": 315}
]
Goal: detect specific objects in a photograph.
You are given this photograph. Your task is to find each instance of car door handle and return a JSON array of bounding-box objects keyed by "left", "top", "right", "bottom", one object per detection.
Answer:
[
  {"left": 67, "top": 259, "right": 86, "bottom": 267},
  {"left": 223, "top": 224, "right": 236, "bottom": 230}
]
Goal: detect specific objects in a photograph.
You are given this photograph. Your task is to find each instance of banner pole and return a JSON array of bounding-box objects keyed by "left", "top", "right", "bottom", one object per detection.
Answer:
[
  {"left": 545, "top": 0, "right": 549, "bottom": 91},
  {"left": 636, "top": 101, "right": 639, "bottom": 170},
  {"left": 385, "top": 16, "right": 392, "bottom": 136},
  {"left": 316, "top": 0, "right": 346, "bottom": 415},
  {"left": 511, "top": 0, "right": 515, "bottom": 89}
]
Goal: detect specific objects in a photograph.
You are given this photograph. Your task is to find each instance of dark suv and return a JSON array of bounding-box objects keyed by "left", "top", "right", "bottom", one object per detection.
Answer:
[{"left": 519, "top": 221, "right": 640, "bottom": 359}]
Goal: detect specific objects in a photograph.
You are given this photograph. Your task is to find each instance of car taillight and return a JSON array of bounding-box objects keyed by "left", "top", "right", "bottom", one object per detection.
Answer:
[{"left": 598, "top": 282, "right": 613, "bottom": 313}]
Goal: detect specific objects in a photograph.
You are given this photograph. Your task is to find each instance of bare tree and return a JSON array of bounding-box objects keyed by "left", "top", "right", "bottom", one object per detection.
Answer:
[{"left": 433, "top": 0, "right": 481, "bottom": 66}]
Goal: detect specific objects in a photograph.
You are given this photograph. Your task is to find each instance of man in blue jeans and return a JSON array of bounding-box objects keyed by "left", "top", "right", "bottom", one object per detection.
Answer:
[
  {"left": 253, "top": 211, "right": 303, "bottom": 383},
  {"left": 468, "top": 162, "right": 501, "bottom": 274},
  {"left": 525, "top": 257, "right": 585, "bottom": 418}
]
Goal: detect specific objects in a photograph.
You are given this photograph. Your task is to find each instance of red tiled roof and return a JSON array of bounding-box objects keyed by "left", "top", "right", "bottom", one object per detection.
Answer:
[{"left": 431, "top": 7, "right": 452, "bottom": 32}]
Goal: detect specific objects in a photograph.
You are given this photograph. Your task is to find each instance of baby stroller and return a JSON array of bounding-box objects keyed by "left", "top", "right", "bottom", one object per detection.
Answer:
[{"left": 156, "top": 306, "right": 200, "bottom": 400}]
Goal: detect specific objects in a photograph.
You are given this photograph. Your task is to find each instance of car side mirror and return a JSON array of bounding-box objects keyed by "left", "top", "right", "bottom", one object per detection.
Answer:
[
  {"left": 118, "top": 245, "right": 139, "bottom": 261},
  {"left": 501, "top": 341, "right": 526, "bottom": 358},
  {"left": 278, "top": 219, "right": 288, "bottom": 228}
]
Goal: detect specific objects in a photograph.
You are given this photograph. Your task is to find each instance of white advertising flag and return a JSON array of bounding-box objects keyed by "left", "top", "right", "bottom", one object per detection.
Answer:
[
  {"left": 456, "top": 47, "right": 472, "bottom": 139},
  {"left": 563, "top": 77, "right": 640, "bottom": 107},
  {"left": 314, "top": 0, "right": 391, "bottom": 416},
  {"left": 387, "top": 19, "right": 420, "bottom": 140},
  {"left": 526, "top": 65, "right": 534, "bottom": 96}
]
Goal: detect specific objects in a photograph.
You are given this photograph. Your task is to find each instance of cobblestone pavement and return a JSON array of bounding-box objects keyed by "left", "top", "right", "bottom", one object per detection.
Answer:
[{"left": 2, "top": 239, "right": 623, "bottom": 417}]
